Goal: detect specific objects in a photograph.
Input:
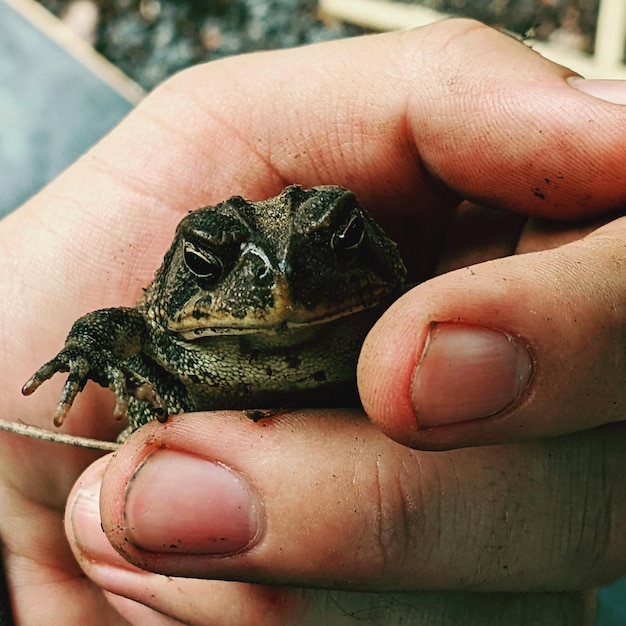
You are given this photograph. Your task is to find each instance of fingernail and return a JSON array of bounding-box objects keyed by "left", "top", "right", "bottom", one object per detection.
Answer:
[
  {"left": 568, "top": 77, "right": 626, "bottom": 105},
  {"left": 124, "top": 450, "right": 260, "bottom": 555},
  {"left": 69, "top": 475, "right": 139, "bottom": 571},
  {"left": 412, "top": 323, "right": 532, "bottom": 429}
]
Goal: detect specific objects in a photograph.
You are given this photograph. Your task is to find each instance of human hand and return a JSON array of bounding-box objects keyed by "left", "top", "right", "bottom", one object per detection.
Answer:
[{"left": 2, "top": 19, "right": 626, "bottom": 625}]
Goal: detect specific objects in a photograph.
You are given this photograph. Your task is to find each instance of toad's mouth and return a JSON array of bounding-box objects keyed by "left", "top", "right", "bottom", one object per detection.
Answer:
[{"left": 168, "top": 298, "right": 390, "bottom": 340}]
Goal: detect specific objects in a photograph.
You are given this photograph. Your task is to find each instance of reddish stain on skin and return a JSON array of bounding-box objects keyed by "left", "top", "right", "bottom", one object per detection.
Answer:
[{"left": 248, "top": 585, "right": 306, "bottom": 619}]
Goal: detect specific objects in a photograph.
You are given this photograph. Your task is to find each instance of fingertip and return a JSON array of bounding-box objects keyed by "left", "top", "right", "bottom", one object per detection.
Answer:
[
  {"left": 65, "top": 455, "right": 129, "bottom": 570},
  {"left": 357, "top": 293, "right": 425, "bottom": 446},
  {"left": 359, "top": 274, "right": 540, "bottom": 451},
  {"left": 568, "top": 77, "right": 626, "bottom": 105}
]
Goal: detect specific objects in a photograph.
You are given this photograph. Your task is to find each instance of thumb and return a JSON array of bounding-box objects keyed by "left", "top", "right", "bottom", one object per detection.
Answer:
[
  {"left": 358, "top": 218, "right": 626, "bottom": 450},
  {"left": 67, "top": 411, "right": 626, "bottom": 598}
]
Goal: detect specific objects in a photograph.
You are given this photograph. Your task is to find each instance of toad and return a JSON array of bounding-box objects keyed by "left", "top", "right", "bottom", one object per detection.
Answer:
[{"left": 23, "top": 185, "right": 406, "bottom": 440}]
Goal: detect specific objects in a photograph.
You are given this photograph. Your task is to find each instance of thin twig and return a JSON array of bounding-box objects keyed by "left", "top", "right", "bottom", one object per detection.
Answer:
[{"left": 0, "top": 419, "right": 120, "bottom": 451}]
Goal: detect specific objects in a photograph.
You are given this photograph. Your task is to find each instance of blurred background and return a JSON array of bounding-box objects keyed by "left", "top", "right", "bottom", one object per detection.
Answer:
[
  {"left": 33, "top": 0, "right": 615, "bottom": 90},
  {"left": 1, "top": 0, "right": 625, "bottom": 623}
]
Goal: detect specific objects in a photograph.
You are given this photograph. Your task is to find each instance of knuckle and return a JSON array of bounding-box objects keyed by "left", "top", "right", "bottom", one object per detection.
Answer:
[{"left": 356, "top": 452, "right": 426, "bottom": 583}]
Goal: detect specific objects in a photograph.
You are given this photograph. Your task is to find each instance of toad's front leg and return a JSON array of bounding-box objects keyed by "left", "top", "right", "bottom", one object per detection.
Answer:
[{"left": 22, "top": 307, "right": 166, "bottom": 426}]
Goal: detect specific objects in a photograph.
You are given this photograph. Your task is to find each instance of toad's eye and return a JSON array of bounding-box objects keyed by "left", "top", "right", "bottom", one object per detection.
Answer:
[
  {"left": 183, "top": 242, "right": 224, "bottom": 281},
  {"left": 331, "top": 212, "right": 365, "bottom": 255}
]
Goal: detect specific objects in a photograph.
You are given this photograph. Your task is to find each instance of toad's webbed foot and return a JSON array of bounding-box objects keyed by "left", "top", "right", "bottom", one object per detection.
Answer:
[
  {"left": 22, "top": 344, "right": 167, "bottom": 426},
  {"left": 22, "top": 307, "right": 167, "bottom": 427},
  {"left": 244, "top": 408, "right": 282, "bottom": 422}
]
